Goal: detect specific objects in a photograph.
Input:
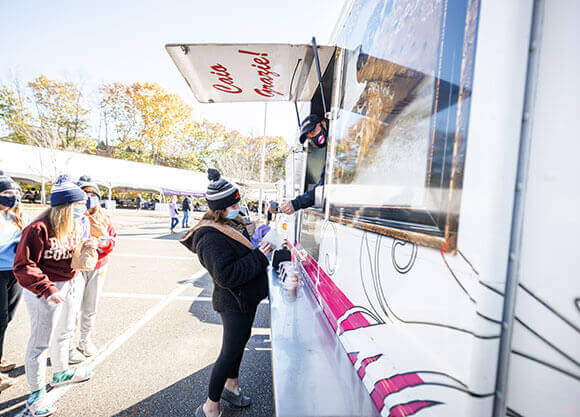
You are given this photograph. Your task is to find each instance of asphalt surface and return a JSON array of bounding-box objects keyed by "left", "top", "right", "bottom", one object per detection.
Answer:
[{"left": 0, "top": 209, "right": 274, "bottom": 417}]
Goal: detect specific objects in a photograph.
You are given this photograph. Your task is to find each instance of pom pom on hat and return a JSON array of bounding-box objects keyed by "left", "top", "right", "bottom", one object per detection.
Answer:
[
  {"left": 51, "top": 174, "right": 86, "bottom": 207},
  {"left": 208, "top": 168, "right": 221, "bottom": 182},
  {"left": 54, "top": 174, "right": 72, "bottom": 186}
]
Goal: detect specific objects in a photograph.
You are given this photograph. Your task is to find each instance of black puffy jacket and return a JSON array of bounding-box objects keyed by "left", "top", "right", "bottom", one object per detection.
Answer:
[{"left": 189, "top": 225, "right": 269, "bottom": 313}]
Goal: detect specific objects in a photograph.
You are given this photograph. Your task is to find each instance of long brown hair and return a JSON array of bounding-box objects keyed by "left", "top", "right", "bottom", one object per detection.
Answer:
[
  {"left": 87, "top": 202, "right": 108, "bottom": 225},
  {"left": 38, "top": 204, "right": 78, "bottom": 243},
  {"left": 0, "top": 191, "right": 27, "bottom": 231},
  {"left": 3, "top": 204, "right": 27, "bottom": 231},
  {"left": 12, "top": 204, "right": 27, "bottom": 231},
  {"left": 201, "top": 209, "right": 234, "bottom": 225}
]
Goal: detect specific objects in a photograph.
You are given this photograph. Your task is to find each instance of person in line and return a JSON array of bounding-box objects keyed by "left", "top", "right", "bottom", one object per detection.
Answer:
[
  {"left": 183, "top": 169, "right": 271, "bottom": 417},
  {"left": 14, "top": 175, "right": 94, "bottom": 417},
  {"left": 182, "top": 195, "right": 192, "bottom": 229},
  {"left": 169, "top": 196, "right": 179, "bottom": 233},
  {"left": 69, "top": 176, "right": 116, "bottom": 364},
  {"left": 0, "top": 171, "right": 29, "bottom": 392},
  {"left": 280, "top": 114, "right": 328, "bottom": 215}
]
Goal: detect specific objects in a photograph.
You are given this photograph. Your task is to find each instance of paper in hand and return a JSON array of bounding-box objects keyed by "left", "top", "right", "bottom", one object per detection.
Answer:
[{"left": 262, "top": 229, "right": 284, "bottom": 250}]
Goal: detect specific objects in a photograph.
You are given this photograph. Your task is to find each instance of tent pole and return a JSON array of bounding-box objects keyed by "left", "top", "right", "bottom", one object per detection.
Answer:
[
  {"left": 259, "top": 102, "right": 267, "bottom": 220},
  {"left": 41, "top": 180, "right": 46, "bottom": 205}
]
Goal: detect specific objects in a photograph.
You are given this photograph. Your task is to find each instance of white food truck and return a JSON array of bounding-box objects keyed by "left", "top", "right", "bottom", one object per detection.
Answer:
[{"left": 166, "top": 0, "right": 579, "bottom": 416}]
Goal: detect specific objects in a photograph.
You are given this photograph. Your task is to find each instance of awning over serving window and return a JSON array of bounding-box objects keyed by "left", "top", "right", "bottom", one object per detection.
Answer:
[{"left": 165, "top": 43, "right": 335, "bottom": 103}]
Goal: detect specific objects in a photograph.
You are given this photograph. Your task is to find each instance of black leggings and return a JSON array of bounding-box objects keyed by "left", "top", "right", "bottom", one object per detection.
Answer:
[
  {"left": 208, "top": 307, "right": 257, "bottom": 402},
  {"left": 0, "top": 270, "right": 23, "bottom": 361}
]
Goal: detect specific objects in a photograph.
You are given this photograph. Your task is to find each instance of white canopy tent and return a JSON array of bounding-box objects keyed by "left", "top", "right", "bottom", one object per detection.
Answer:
[{"left": 0, "top": 141, "right": 209, "bottom": 204}]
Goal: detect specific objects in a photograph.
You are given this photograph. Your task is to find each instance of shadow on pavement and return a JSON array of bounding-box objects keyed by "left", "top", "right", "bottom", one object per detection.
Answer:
[
  {"left": 0, "top": 393, "right": 29, "bottom": 414},
  {"left": 8, "top": 365, "right": 25, "bottom": 378},
  {"left": 154, "top": 232, "right": 187, "bottom": 241},
  {"left": 188, "top": 299, "right": 270, "bottom": 330},
  {"left": 111, "top": 333, "right": 274, "bottom": 417},
  {"left": 186, "top": 270, "right": 270, "bottom": 329}
]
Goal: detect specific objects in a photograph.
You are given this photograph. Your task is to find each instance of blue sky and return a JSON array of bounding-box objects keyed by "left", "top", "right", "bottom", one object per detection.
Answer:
[{"left": 0, "top": 0, "right": 346, "bottom": 143}]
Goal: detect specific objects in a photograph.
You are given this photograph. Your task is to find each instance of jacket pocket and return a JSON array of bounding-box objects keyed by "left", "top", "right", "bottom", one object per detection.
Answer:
[{"left": 227, "top": 287, "right": 245, "bottom": 312}]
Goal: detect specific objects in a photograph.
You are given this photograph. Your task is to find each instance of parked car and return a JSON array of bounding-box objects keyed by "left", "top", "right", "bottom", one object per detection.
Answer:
[{"left": 117, "top": 198, "right": 139, "bottom": 209}]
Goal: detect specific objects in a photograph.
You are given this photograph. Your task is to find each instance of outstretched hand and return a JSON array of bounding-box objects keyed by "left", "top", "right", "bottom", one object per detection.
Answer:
[
  {"left": 280, "top": 200, "right": 295, "bottom": 215},
  {"left": 258, "top": 242, "right": 272, "bottom": 257}
]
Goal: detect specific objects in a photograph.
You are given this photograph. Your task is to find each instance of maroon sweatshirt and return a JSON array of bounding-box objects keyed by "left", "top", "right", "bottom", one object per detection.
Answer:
[{"left": 13, "top": 216, "right": 81, "bottom": 299}]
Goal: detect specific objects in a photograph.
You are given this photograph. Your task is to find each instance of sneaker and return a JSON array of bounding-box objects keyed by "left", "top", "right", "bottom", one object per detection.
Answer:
[
  {"left": 50, "top": 367, "right": 92, "bottom": 388},
  {"left": 69, "top": 348, "right": 85, "bottom": 365},
  {"left": 26, "top": 397, "right": 56, "bottom": 417},
  {"left": 195, "top": 405, "right": 222, "bottom": 417},
  {"left": 78, "top": 339, "right": 98, "bottom": 357},
  {"left": 0, "top": 358, "right": 16, "bottom": 373},
  {"left": 0, "top": 375, "right": 15, "bottom": 393},
  {"left": 221, "top": 388, "right": 251, "bottom": 407}
]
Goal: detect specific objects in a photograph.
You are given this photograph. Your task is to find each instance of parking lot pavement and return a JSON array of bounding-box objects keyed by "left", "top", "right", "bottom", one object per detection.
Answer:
[{"left": 0, "top": 209, "right": 274, "bottom": 417}]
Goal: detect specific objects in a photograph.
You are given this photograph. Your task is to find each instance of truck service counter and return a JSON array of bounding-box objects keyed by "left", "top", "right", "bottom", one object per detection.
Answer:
[{"left": 268, "top": 268, "right": 379, "bottom": 417}]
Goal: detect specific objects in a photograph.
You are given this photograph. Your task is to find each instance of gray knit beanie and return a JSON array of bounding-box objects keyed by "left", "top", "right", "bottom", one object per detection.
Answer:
[
  {"left": 77, "top": 175, "right": 101, "bottom": 199},
  {"left": 205, "top": 169, "right": 240, "bottom": 211}
]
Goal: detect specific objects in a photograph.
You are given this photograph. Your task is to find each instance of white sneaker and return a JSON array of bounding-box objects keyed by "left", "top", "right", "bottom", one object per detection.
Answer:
[
  {"left": 78, "top": 339, "right": 98, "bottom": 357},
  {"left": 26, "top": 397, "right": 56, "bottom": 416},
  {"left": 50, "top": 367, "right": 92, "bottom": 388},
  {"left": 69, "top": 348, "right": 86, "bottom": 365}
]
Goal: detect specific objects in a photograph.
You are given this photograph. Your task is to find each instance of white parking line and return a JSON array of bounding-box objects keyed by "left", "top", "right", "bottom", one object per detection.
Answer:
[
  {"left": 111, "top": 253, "right": 193, "bottom": 260},
  {"left": 100, "top": 292, "right": 269, "bottom": 304},
  {"left": 29, "top": 269, "right": 208, "bottom": 413},
  {"left": 101, "top": 292, "right": 197, "bottom": 301},
  {"left": 116, "top": 237, "right": 184, "bottom": 242}
]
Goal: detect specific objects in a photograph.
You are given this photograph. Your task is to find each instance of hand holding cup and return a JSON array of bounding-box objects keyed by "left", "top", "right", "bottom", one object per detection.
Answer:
[{"left": 259, "top": 242, "right": 272, "bottom": 257}]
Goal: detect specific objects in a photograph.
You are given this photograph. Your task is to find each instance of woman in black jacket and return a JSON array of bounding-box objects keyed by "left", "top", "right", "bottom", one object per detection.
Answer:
[{"left": 184, "top": 169, "right": 271, "bottom": 417}]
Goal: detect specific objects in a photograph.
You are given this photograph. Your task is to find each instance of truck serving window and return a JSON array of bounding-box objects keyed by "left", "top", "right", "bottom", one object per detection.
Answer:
[
  {"left": 325, "top": 0, "right": 480, "bottom": 251},
  {"left": 298, "top": 53, "right": 335, "bottom": 260}
]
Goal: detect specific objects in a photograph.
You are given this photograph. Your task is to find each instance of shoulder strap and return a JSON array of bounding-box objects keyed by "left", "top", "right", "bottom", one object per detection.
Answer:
[{"left": 181, "top": 219, "right": 254, "bottom": 250}]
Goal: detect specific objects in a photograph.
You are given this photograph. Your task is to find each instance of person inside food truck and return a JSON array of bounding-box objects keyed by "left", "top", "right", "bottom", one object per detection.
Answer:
[{"left": 280, "top": 114, "right": 328, "bottom": 215}]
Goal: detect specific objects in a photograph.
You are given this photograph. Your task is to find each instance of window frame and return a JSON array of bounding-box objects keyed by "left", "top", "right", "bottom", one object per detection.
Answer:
[{"left": 322, "top": 0, "right": 480, "bottom": 253}]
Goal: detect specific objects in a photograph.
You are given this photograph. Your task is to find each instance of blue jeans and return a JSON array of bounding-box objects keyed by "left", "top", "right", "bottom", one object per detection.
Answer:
[
  {"left": 182, "top": 210, "right": 190, "bottom": 228},
  {"left": 171, "top": 217, "right": 179, "bottom": 230}
]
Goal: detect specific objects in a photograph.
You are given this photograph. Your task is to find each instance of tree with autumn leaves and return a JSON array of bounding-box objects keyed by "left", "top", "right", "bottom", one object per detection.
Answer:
[
  {"left": 0, "top": 75, "right": 288, "bottom": 183},
  {"left": 0, "top": 75, "right": 93, "bottom": 153}
]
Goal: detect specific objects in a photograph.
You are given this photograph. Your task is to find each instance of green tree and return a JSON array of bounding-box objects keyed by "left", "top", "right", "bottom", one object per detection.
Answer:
[
  {"left": 28, "top": 75, "right": 89, "bottom": 150},
  {"left": 0, "top": 85, "right": 30, "bottom": 143}
]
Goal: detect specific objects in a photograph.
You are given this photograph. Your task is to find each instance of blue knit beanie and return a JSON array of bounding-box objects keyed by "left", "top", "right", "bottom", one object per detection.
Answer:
[{"left": 50, "top": 174, "right": 87, "bottom": 207}]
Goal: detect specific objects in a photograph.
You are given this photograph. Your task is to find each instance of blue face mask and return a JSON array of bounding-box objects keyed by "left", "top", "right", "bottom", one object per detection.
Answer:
[
  {"left": 225, "top": 208, "right": 240, "bottom": 220},
  {"left": 86, "top": 196, "right": 99, "bottom": 210},
  {"left": 0, "top": 195, "right": 20, "bottom": 209},
  {"left": 72, "top": 205, "right": 86, "bottom": 219}
]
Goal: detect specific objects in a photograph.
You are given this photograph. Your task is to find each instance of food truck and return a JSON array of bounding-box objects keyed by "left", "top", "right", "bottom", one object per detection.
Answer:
[{"left": 166, "top": 1, "right": 579, "bottom": 416}]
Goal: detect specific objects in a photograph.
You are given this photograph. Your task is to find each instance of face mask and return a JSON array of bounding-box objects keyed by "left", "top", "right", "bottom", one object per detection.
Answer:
[
  {"left": 72, "top": 205, "right": 86, "bottom": 219},
  {"left": 225, "top": 208, "right": 240, "bottom": 220},
  {"left": 86, "top": 196, "right": 99, "bottom": 210},
  {"left": 309, "top": 126, "right": 328, "bottom": 149},
  {"left": 0, "top": 195, "right": 20, "bottom": 209}
]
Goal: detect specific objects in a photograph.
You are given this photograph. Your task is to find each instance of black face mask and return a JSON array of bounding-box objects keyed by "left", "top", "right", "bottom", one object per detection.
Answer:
[
  {"left": 0, "top": 195, "right": 20, "bottom": 209},
  {"left": 308, "top": 126, "right": 328, "bottom": 149}
]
